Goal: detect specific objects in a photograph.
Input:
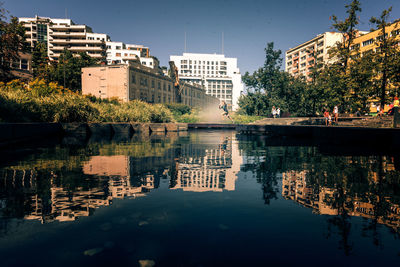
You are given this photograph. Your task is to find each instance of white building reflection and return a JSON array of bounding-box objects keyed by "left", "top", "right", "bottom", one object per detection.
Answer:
[{"left": 0, "top": 132, "right": 243, "bottom": 223}]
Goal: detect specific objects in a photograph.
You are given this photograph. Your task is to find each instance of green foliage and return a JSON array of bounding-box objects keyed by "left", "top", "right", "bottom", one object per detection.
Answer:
[
  {"left": 231, "top": 114, "right": 262, "bottom": 124},
  {"left": 0, "top": 80, "right": 174, "bottom": 123},
  {"left": 50, "top": 49, "right": 97, "bottom": 92},
  {"left": 240, "top": 42, "right": 311, "bottom": 116},
  {"left": 164, "top": 103, "right": 191, "bottom": 116},
  {"left": 31, "top": 42, "right": 50, "bottom": 80},
  {"left": 0, "top": 5, "right": 28, "bottom": 81},
  {"left": 163, "top": 103, "right": 200, "bottom": 122}
]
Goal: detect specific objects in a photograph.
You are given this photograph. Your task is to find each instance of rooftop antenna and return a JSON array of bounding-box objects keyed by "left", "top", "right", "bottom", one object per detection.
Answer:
[
  {"left": 222, "top": 31, "right": 224, "bottom": 55},
  {"left": 184, "top": 31, "right": 187, "bottom": 53}
]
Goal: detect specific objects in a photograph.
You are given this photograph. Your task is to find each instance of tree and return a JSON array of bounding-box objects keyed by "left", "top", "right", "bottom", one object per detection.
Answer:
[
  {"left": 370, "top": 7, "right": 397, "bottom": 107},
  {"left": 51, "top": 49, "right": 96, "bottom": 92},
  {"left": 0, "top": 3, "right": 27, "bottom": 81},
  {"left": 31, "top": 42, "right": 50, "bottom": 80},
  {"left": 330, "top": 0, "right": 362, "bottom": 71}
]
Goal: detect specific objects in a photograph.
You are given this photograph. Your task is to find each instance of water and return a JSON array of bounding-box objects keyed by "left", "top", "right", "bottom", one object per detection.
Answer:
[{"left": 0, "top": 130, "right": 400, "bottom": 266}]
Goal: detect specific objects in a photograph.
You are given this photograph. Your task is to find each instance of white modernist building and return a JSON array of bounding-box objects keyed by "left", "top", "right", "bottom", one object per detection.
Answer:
[
  {"left": 106, "top": 41, "right": 155, "bottom": 68},
  {"left": 19, "top": 16, "right": 110, "bottom": 61},
  {"left": 169, "top": 53, "right": 243, "bottom": 110}
]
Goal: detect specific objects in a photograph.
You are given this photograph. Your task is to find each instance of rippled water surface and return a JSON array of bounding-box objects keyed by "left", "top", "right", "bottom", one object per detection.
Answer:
[{"left": 1, "top": 130, "right": 400, "bottom": 266}]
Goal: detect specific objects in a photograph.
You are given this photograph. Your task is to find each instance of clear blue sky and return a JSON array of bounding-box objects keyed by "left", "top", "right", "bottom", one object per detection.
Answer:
[{"left": 4, "top": 0, "right": 400, "bottom": 74}]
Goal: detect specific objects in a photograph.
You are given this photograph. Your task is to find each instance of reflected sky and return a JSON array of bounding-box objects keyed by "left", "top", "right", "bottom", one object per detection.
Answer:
[{"left": 1, "top": 131, "right": 400, "bottom": 266}]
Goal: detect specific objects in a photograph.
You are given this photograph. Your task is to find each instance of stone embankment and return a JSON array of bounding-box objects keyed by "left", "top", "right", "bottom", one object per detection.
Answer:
[
  {"left": 1, "top": 115, "right": 400, "bottom": 149},
  {"left": 0, "top": 122, "right": 189, "bottom": 148}
]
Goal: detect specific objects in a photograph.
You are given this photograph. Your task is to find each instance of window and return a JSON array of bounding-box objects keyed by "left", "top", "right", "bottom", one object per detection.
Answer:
[
  {"left": 116, "top": 46, "right": 121, "bottom": 50},
  {"left": 116, "top": 53, "right": 121, "bottom": 57},
  {"left": 131, "top": 74, "right": 136, "bottom": 84},
  {"left": 362, "top": 39, "right": 374, "bottom": 47},
  {"left": 151, "top": 80, "right": 155, "bottom": 88}
]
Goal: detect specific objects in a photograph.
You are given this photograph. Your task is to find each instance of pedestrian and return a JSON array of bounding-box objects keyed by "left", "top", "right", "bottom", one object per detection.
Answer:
[
  {"left": 376, "top": 104, "right": 381, "bottom": 118},
  {"left": 323, "top": 109, "right": 330, "bottom": 126},
  {"left": 219, "top": 101, "right": 233, "bottom": 122},
  {"left": 272, "top": 106, "right": 276, "bottom": 118},
  {"left": 333, "top": 105, "right": 339, "bottom": 123},
  {"left": 277, "top": 107, "right": 281, "bottom": 118}
]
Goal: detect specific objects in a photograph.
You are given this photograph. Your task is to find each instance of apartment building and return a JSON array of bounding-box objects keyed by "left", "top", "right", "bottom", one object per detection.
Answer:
[
  {"left": 106, "top": 41, "right": 154, "bottom": 67},
  {"left": 169, "top": 53, "right": 243, "bottom": 110},
  {"left": 351, "top": 21, "right": 400, "bottom": 56},
  {"left": 81, "top": 61, "right": 219, "bottom": 108},
  {"left": 285, "top": 32, "right": 343, "bottom": 80},
  {"left": 19, "top": 16, "right": 110, "bottom": 61}
]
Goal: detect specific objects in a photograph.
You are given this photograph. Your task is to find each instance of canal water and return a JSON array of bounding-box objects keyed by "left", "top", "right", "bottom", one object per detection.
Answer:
[{"left": 0, "top": 130, "right": 400, "bottom": 266}]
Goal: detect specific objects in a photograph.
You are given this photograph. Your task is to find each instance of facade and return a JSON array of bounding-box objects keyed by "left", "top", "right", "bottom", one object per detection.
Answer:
[
  {"left": 81, "top": 61, "right": 219, "bottom": 107},
  {"left": 169, "top": 53, "right": 243, "bottom": 110},
  {"left": 285, "top": 32, "right": 343, "bottom": 80},
  {"left": 9, "top": 52, "right": 33, "bottom": 81},
  {"left": 351, "top": 21, "right": 400, "bottom": 56},
  {"left": 19, "top": 16, "right": 110, "bottom": 61},
  {"left": 106, "top": 41, "right": 154, "bottom": 67}
]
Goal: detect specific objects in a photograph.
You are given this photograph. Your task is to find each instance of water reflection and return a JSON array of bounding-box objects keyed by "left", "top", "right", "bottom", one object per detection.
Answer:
[
  {"left": 0, "top": 131, "right": 242, "bottom": 224},
  {"left": 2, "top": 131, "right": 400, "bottom": 263}
]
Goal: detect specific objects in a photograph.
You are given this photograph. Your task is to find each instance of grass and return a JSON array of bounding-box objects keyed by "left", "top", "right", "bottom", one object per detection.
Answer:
[
  {"left": 0, "top": 80, "right": 174, "bottom": 123},
  {"left": 231, "top": 114, "right": 263, "bottom": 124}
]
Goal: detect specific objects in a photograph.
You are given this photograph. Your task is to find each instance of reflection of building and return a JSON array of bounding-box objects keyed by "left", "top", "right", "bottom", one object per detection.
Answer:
[
  {"left": 83, "top": 155, "right": 156, "bottom": 199},
  {"left": 282, "top": 164, "right": 400, "bottom": 231},
  {"left": 0, "top": 133, "right": 243, "bottom": 224},
  {"left": 171, "top": 133, "right": 242, "bottom": 192}
]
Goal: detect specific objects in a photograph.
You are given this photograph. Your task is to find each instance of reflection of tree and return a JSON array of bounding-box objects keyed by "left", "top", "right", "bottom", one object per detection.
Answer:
[{"left": 238, "top": 134, "right": 400, "bottom": 255}]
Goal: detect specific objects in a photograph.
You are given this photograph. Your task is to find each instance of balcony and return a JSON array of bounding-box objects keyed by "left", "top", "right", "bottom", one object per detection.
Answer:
[
  {"left": 51, "top": 32, "right": 86, "bottom": 37},
  {"left": 50, "top": 25, "right": 86, "bottom": 30},
  {"left": 69, "top": 46, "right": 103, "bottom": 51},
  {"left": 51, "top": 39, "right": 102, "bottom": 44}
]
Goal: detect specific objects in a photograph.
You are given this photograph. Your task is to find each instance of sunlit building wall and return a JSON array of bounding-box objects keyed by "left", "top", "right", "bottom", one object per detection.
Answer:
[
  {"left": 169, "top": 53, "right": 243, "bottom": 110},
  {"left": 19, "top": 16, "right": 110, "bottom": 61}
]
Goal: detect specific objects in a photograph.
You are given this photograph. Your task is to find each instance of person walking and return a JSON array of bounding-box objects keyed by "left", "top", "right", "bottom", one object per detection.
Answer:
[
  {"left": 277, "top": 107, "right": 281, "bottom": 118},
  {"left": 272, "top": 106, "right": 276, "bottom": 118},
  {"left": 377, "top": 104, "right": 381, "bottom": 118},
  {"left": 333, "top": 105, "right": 339, "bottom": 123}
]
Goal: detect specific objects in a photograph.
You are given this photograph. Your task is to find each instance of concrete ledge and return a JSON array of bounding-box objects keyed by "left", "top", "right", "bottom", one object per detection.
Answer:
[
  {"left": 164, "top": 123, "right": 178, "bottom": 132},
  {"left": 188, "top": 123, "right": 236, "bottom": 129},
  {"left": 62, "top": 123, "right": 90, "bottom": 136},
  {"left": 111, "top": 123, "right": 133, "bottom": 136},
  {"left": 131, "top": 123, "right": 150, "bottom": 135},
  {"left": 177, "top": 123, "right": 188, "bottom": 131},
  {"left": 149, "top": 123, "right": 166, "bottom": 133},
  {"left": 88, "top": 123, "right": 113, "bottom": 137}
]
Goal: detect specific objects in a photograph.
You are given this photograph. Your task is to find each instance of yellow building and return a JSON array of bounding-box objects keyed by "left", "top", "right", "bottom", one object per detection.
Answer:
[
  {"left": 351, "top": 20, "right": 400, "bottom": 56},
  {"left": 351, "top": 21, "right": 400, "bottom": 112}
]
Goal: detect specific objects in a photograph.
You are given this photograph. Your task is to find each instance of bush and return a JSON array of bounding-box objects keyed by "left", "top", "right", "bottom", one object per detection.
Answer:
[{"left": 0, "top": 79, "right": 175, "bottom": 123}]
